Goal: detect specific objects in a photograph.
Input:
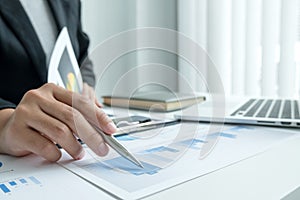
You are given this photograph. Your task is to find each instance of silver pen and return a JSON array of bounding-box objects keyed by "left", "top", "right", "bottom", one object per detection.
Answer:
[{"left": 92, "top": 125, "right": 144, "bottom": 168}]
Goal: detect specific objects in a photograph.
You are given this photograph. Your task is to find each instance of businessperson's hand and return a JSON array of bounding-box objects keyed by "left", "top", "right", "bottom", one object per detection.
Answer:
[{"left": 0, "top": 83, "right": 116, "bottom": 162}]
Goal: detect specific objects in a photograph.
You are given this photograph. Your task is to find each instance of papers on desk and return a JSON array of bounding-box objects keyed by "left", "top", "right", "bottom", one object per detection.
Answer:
[
  {"left": 59, "top": 123, "right": 299, "bottom": 199},
  {"left": 0, "top": 154, "right": 110, "bottom": 200}
]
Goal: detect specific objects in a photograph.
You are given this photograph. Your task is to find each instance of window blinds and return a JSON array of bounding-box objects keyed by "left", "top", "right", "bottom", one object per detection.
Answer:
[{"left": 178, "top": 0, "right": 300, "bottom": 98}]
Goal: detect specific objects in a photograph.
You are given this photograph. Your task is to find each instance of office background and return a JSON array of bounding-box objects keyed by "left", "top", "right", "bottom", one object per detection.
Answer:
[{"left": 81, "top": 0, "right": 300, "bottom": 98}]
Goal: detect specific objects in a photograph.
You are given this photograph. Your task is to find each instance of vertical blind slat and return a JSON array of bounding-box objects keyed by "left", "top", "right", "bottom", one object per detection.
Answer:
[
  {"left": 178, "top": 0, "right": 198, "bottom": 92},
  {"left": 278, "top": 0, "right": 297, "bottom": 97},
  {"left": 207, "top": 0, "right": 232, "bottom": 94},
  {"left": 245, "top": 0, "right": 262, "bottom": 95},
  {"left": 178, "top": 0, "right": 299, "bottom": 97},
  {"left": 195, "top": 0, "right": 208, "bottom": 92},
  {"left": 297, "top": 1, "right": 300, "bottom": 97},
  {"left": 261, "top": 0, "right": 281, "bottom": 96},
  {"left": 231, "top": 0, "right": 246, "bottom": 95}
]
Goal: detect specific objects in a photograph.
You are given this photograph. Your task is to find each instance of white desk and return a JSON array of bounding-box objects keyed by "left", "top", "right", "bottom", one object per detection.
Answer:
[
  {"left": 146, "top": 136, "right": 300, "bottom": 200},
  {"left": 1, "top": 107, "right": 300, "bottom": 199},
  {"left": 64, "top": 135, "right": 300, "bottom": 200},
  {"left": 81, "top": 136, "right": 300, "bottom": 200},
  {"left": 56, "top": 136, "right": 300, "bottom": 199},
  {"left": 106, "top": 108, "right": 300, "bottom": 199}
]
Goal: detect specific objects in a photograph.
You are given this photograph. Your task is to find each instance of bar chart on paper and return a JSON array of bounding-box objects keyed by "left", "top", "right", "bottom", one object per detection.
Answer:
[
  {"left": 79, "top": 125, "right": 250, "bottom": 177},
  {"left": 62, "top": 123, "right": 299, "bottom": 199},
  {"left": 0, "top": 155, "right": 60, "bottom": 199},
  {"left": 1, "top": 151, "right": 117, "bottom": 200},
  {"left": 0, "top": 176, "right": 42, "bottom": 195},
  {"left": 78, "top": 123, "right": 204, "bottom": 176}
]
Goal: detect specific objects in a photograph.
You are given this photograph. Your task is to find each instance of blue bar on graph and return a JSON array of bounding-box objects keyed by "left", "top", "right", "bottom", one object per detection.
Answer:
[
  {"left": 228, "top": 126, "right": 251, "bottom": 132},
  {"left": 220, "top": 132, "right": 236, "bottom": 139},
  {"left": 8, "top": 181, "right": 17, "bottom": 186},
  {"left": 178, "top": 139, "right": 206, "bottom": 149},
  {"left": 143, "top": 146, "right": 179, "bottom": 153},
  {"left": 209, "top": 132, "right": 236, "bottom": 139},
  {"left": 115, "top": 134, "right": 136, "bottom": 141},
  {"left": 0, "top": 184, "right": 10, "bottom": 193},
  {"left": 29, "top": 176, "right": 41, "bottom": 185},
  {"left": 104, "top": 156, "right": 161, "bottom": 176},
  {"left": 19, "top": 179, "right": 27, "bottom": 184}
]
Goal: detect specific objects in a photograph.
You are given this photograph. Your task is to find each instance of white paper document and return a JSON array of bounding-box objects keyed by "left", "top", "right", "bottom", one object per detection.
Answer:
[
  {"left": 47, "top": 27, "right": 83, "bottom": 92},
  {"left": 60, "top": 123, "right": 299, "bottom": 199},
  {"left": 0, "top": 153, "right": 113, "bottom": 200}
]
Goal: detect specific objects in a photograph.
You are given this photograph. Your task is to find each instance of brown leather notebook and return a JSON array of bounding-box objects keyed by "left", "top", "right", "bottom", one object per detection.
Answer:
[{"left": 102, "top": 91, "right": 205, "bottom": 112}]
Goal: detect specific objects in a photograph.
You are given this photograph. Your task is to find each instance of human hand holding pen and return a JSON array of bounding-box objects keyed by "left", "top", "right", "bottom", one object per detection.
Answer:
[
  {"left": 0, "top": 83, "right": 117, "bottom": 161},
  {"left": 72, "top": 83, "right": 118, "bottom": 156},
  {"left": 81, "top": 84, "right": 143, "bottom": 168}
]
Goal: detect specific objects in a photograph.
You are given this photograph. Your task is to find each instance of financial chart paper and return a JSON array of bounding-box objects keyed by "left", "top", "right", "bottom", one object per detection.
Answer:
[{"left": 59, "top": 123, "right": 299, "bottom": 199}]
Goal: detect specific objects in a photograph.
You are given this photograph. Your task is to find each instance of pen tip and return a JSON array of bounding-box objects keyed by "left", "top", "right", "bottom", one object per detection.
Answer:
[{"left": 138, "top": 162, "right": 144, "bottom": 169}]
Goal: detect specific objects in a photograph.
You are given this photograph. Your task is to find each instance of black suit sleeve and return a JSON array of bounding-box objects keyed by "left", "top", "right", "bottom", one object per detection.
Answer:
[
  {"left": 77, "top": 1, "right": 95, "bottom": 87},
  {"left": 0, "top": 98, "right": 16, "bottom": 110}
]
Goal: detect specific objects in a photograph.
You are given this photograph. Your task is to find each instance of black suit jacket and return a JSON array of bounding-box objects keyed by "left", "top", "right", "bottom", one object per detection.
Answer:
[{"left": 0, "top": 0, "right": 95, "bottom": 109}]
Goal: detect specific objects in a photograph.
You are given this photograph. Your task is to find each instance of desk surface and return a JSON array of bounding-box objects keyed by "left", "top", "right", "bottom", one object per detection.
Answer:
[
  {"left": 106, "top": 108, "right": 300, "bottom": 199},
  {"left": 72, "top": 129, "right": 299, "bottom": 200},
  {"left": 84, "top": 136, "right": 300, "bottom": 200},
  {"left": 56, "top": 135, "right": 300, "bottom": 200},
  {"left": 146, "top": 136, "right": 300, "bottom": 200},
  {"left": 1, "top": 107, "right": 300, "bottom": 200}
]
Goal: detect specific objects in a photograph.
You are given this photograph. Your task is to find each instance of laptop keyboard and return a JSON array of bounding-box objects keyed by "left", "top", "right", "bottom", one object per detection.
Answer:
[
  {"left": 268, "top": 100, "right": 281, "bottom": 118},
  {"left": 231, "top": 99, "right": 300, "bottom": 119},
  {"left": 244, "top": 99, "right": 264, "bottom": 117},
  {"left": 256, "top": 99, "right": 272, "bottom": 117},
  {"left": 295, "top": 100, "right": 300, "bottom": 119}
]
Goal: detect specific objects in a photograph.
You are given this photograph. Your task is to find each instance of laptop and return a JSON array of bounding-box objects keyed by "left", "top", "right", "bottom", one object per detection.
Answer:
[{"left": 175, "top": 95, "right": 300, "bottom": 128}]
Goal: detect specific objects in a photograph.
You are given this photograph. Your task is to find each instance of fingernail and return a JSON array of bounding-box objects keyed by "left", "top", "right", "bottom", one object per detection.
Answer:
[
  {"left": 98, "top": 143, "right": 108, "bottom": 156},
  {"left": 106, "top": 122, "right": 117, "bottom": 133},
  {"left": 76, "top": 150, "right": 85, "bottom": 160}
]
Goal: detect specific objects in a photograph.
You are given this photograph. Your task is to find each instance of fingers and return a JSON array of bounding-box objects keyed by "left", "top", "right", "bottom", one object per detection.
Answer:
[
  {"left": 95, "top": 100, "right": 103, "bottom": 108},
  {"left": 51, "top": 83, "right": 116, "bottom": 134},
  {"left": 70, "top": 110, "right": 109, "bottom": 156},
  {"left": 0, "top": 93, "right": 61, "bottom": 161},
  {"left": 83, "top": 83, "right": 93, "bottom": 100},
  {"left": 3, "top": 125, "right": 61, "bottom": 162},
  {"left": 27, "top": 111, "right": 85, "bottom": 160},
  {"left": 38, "top": 83, "right": 113, "bottom": 157},
  {"left": 19, "top": 128, "right": 61, "bottom": 162},
  {"left": 74, "top": 96, "right": 116, "bottom": 134},
  {"left": 82, "top": 83, "right": 90, "bottom": 98},
  {"left": 19, "top": 86, "right": 85, "bottom": 159},
  {"left": 2, "top": 83, "right": 111, "bottom": 162},
  {"left": 38, "top": 92, "right": 109, "bottom": 156},
  {"left": 82, "top": 83, "right": 103, "bottom": 107}
]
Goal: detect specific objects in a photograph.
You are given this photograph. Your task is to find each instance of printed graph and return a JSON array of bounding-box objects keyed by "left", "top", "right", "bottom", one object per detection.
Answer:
[
  {"left": 208, "top": 126, "right": 251, "bottom": 139},
  {"left": 80, "top": 125, "right": 251, "bottom": 179},
  {"left": 0, "top": 176, "right": 42, "bottom": 195}
]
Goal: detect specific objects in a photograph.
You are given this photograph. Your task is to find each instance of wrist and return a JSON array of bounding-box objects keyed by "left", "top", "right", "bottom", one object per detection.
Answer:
[{"left": 0, "top": 108, "right": 14, "bottom": 153}]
